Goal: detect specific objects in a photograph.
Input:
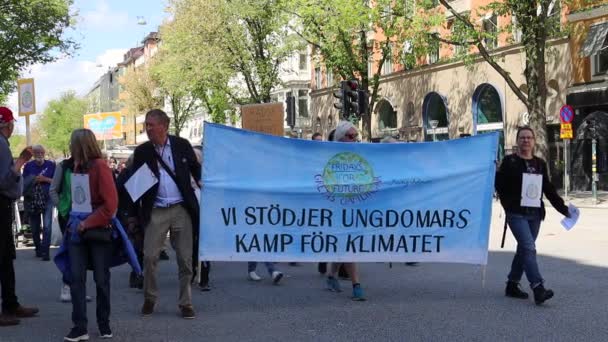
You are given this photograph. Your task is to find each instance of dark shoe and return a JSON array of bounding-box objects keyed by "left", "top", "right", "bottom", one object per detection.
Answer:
[
  {"left": 141, "top": 300, "right": 155, "bottom": 316},
  {"left": 159, "top": 250, "right": 170, "bottom": 260},
  {"left": 11, "top": 305, "right": 39, "bottom": 318},
  {"left": 338, "top": 265, "right": 349, "bottom": 280},
  {"left": 179, "top": 305, "right": 195, "bottom": 319},
  {"left": 135, "top": 275, "right": 144, "bottom": 290},
  {"left": 99, "top": 325, "right": 112, "bottom": 339},
  {"left": 198, "top": 283, "right": 211, "bottom": 292},
  {"left": 0, "top": 314, "right": 20, "bottom": 326},
  {"left": 42, "top": 255, "right": 50, "bottom": 261},
  {"left": 318, "top": 262, "right": 327, "bottom": 275},
  {"left": 272, "top": 271, "right": 284, "bottom": 285},
  {"left": 505, "top": 281, "right": 529, "bottom": 299},
  {"left": 64, "top": 327, "right": 89, "bottom": 341},
  {"left": 405, "top": 262, "right": 418, "bottom": 266},
  {"left": 533, "top": 284, "right": 554, "bottom": 305}
]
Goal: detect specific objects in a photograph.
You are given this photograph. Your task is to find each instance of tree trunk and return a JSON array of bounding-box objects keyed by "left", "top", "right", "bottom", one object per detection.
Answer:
[{"left": 523, "top": 41, "right": 549, "bottom": 163}]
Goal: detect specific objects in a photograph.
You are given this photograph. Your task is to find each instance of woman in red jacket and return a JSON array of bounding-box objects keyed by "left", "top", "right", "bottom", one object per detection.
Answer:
[{"left": 64, "top": 129, "right": 118, "bottom": 342}]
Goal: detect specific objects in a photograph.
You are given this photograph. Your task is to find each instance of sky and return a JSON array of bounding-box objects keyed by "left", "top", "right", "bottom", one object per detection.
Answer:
[{"left": 9, "top": 0, "right": 167, "bottom": 134}]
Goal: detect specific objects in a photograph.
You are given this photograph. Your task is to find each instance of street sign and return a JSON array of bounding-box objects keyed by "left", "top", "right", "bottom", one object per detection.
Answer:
[
  {"left": 560, "top": 123, "right": 573, "bottom": 139},
  {"left": 560, "top": 105, "right": 574, "bottom": 124},
  {"left": 17, "top": 78, "right": 36, "bottom": 117}
]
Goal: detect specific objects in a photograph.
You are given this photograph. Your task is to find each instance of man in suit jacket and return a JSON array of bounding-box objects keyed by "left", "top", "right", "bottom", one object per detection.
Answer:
[{"left": 129, "top": 109, "right": 201, "bottom": 319}]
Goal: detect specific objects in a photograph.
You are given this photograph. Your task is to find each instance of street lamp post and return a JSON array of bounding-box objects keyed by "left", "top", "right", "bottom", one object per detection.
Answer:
[{"left": 430, "top": 120, "right": 439, "bottom": 142}]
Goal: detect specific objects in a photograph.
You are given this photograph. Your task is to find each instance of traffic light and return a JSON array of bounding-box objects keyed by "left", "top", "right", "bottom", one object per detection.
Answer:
[
  {"left": 334, "top": 80, "right": 363, "bottom": 119},
  {"left": 286, "top": 95, "right": 296, "bottom": 128},
  {"left": 333, "top": 82, "right": 347, "bottom": 116},
  {"left": 356, "top": 89, "right": 369, "bottom": 117}
]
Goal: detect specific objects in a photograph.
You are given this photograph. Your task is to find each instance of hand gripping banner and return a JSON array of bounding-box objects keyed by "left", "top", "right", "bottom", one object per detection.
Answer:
[{"left": 200, "top": 123, "right": 498, "bottom": 265}]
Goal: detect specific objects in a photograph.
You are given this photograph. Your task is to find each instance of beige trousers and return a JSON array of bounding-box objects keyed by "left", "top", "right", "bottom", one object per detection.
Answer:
[{"left": 143, "top": 205, "right": 193, "bottom": 307}]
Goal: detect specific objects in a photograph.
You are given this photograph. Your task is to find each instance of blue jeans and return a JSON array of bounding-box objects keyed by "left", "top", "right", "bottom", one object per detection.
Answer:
[
  {"left": 248, "top": 262, "right": 276, "bottom": 275},
  {"left": 506, "top": 213, "right": 543, "bottom": 287},
  {"left": 69, "top": 239, "right": 112, "bottom": 331},
  {"left": 29, "top": 199, "right": 53, "bottom": 257}
]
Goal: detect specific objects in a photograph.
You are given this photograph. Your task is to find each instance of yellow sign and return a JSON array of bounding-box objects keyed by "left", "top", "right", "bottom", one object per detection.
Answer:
[
  {"left": 17, "top": 78, "right": 36, "bottom": 116},
  {"left": 560, "top": 123, "right": 573, "bottom": 139},
  {"left": 83, "top": 112, "right": 123, "bottom": 140},
  {"left": 241, "top": 103, "right": 285, "bottom": 136}
]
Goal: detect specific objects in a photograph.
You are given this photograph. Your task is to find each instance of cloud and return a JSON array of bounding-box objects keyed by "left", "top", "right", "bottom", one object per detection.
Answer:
[
  {"left": 80, "top": 0, "right": 130, "bottom": 32},
  {"left": 8, "top": 48, "right": 128, "bottom": 134}
]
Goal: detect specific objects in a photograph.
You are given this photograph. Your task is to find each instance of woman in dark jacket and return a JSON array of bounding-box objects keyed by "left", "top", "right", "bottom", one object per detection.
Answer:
[{"left": 495, "top": 127, "right": 571, "bottom": 305}]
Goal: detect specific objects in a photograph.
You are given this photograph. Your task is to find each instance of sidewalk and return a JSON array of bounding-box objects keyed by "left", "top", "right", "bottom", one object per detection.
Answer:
[{"left": 558, "top": 190, "right": 608, "bottom": 209}]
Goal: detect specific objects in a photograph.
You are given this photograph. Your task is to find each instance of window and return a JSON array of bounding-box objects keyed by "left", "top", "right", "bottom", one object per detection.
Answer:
[
  {"left": 592, "top": 38, "right": 608, "bottom": 76},
  {"left": 298, "top": 90, "right": 309, "bottom": 118},
  {"left": 511, "top": 16, "right": 523, "bottom": 44},
  {"left": 482, "top": 14, "right": 498, "bottom": 49},
  {"left": 422, "top": 92, "right": 449, "bottom": 141},
  {"left": 314, "top": 67, "right": 321, "bottom": 89},
  {"left": 326, "top": 67, "right": 334, "bottom": 87},
  {"left": 382, "top": 45, "right": 393, "bottom": 75},
  {"left": 428, "top": 44, "right": 439, "bottom": 64},
  {"left": 299, "top": 51, "right": 307, "bottom": 71},
  {"left": 377, "top": 100, "right": 397, "bottom": 129}
]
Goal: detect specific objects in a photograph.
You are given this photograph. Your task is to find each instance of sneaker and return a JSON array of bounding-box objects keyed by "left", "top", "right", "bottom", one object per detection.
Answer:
[
  {"left": 248, "top": 271, "right": 262, "bottom": 281},
  {"left": 326, "top": 276, "right": 342, "bottom": 292},
  {"left": 505, "top": 281, "right": 529, "bottom": 299},
  {"left": 179, "top": 305, "right": 196, "bottom": 319},
  {"left": 0, "top": 314, "right": 20, "bottom": 326},
  {"left": 198, "top": 283, "right": 211, "bottom": 292},
  {"left": 60, "top": 285, "right": 71, "bottom": 302},
  {"left": 99, "top": 325, "right": 112, "bottom": 339},
  {"left": 352, "top": 284, "right": 366, "bottom": 301},
  {"left": 533, "top": 284, "right": 554, "bottom": 305},
  {"left": 141, "top": 300, "right": 155, "bottom": 316},
  {"left": 159, "top": 250, "right": 170, "bottom": 260},
  {"left": 64, "top": 327, "right": 89, "bottom": 341},
  {"left": 272, "top": 271, "right": 283, "bottom": 285}
]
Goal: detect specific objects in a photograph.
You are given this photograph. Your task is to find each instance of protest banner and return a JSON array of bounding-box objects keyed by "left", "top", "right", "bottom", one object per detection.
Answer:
[
  {"left": 200, "top": 123, "right": 498, "bottom": 264},
  {"left": 241, "top": 102, "right": 284, "bottom": 136}
]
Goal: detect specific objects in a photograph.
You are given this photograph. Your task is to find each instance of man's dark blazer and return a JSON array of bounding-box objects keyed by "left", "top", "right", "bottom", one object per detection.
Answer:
[{"left": 128, "top": 135, "right": 201, "bottom": 259}]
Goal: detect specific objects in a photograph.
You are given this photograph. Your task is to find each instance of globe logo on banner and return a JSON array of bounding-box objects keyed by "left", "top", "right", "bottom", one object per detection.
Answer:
[{"left": 316, "top": 152, "right": 382, "bottom": 205}]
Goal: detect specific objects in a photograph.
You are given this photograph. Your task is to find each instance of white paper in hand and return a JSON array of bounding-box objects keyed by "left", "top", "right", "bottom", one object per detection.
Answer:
[
  {"left": 124, "top": 163, "right": 158, "bottom": 202},
  {"left": 560, "top": 204, "right": 580, "bottom": 231}
]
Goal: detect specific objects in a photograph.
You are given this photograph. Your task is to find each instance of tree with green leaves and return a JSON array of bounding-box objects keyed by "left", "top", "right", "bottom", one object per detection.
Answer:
[
  {"left": 0, "top": 0, "right": 78, "bottom": 103},
  {"left": 160, "top": 0, "right": 300, "bottom": 107},
  {"left": 289, "top": 0, "right": 436, "bottom": 141},
  {"left": 119, "top": 66, "right": 163, "bottom": 121},
  {"left": 422, "top": 0, "right": 603, "bottom": 160},
  {"left": 36, "top": 90, "right": 86, "bottom": 157}
]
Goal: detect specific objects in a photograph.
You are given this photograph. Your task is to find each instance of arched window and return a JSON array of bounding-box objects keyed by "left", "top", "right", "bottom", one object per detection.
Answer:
[
  {"left": 422, "top": 92, "right": 449, "bottom": 141},
  {"left": 377, "top": 99, "right": 397, "bottom": 129},
  {"left": 472, "top": 83, "right": 504, "bottom": 158}
]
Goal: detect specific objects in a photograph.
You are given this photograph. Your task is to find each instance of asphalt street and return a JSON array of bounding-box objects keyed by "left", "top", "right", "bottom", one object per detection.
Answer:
[{"left": 2, "top": 202, "right": 607, "bottom": 342}]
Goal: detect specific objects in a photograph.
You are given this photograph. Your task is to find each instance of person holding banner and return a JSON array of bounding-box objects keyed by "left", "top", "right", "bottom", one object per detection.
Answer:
[
  {"left": 495, "top": 127, "right": 570, "bottom": 305},
  {"left": 129, "top": 109, "right": 201, "bottom": 319},
  {"left": 325, "top": 121, "right": 365, "bottom": 301}
]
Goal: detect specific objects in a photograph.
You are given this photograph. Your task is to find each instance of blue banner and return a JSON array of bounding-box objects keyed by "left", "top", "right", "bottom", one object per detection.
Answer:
[{"left": 200, "top": 123, "right": 498, "bottom": 265}]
